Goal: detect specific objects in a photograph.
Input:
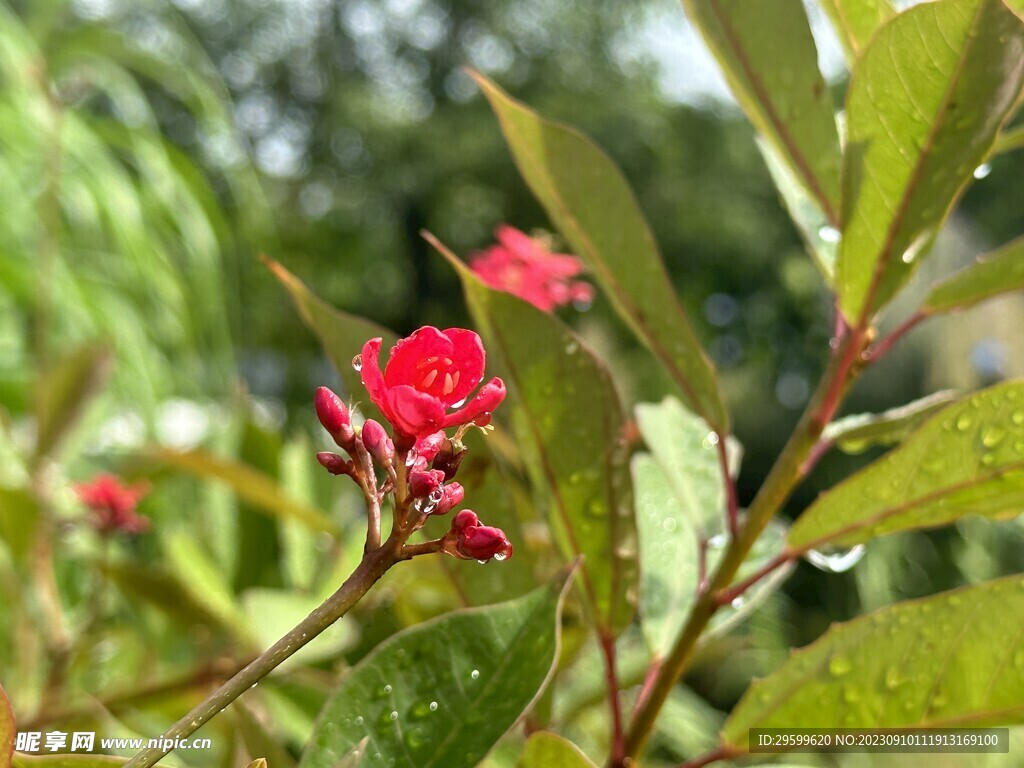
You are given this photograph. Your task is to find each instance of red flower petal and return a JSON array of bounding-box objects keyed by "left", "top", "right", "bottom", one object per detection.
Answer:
[{"left": 386, "top": 385, "right": 447, "bottom": 438}]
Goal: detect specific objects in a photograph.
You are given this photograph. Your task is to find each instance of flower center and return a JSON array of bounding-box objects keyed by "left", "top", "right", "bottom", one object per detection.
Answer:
[{"left": 415, "top": 356, "right": 461, "bottom": 399}]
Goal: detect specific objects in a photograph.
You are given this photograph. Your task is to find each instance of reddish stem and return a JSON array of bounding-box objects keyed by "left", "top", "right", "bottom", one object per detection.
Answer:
[
  {"left": 696, "top": 535, "right": 710, "bottom": 595},
  {"left": 598, "top": 630, "right": 626, "bottom": 767},
  {"left": 714, "top": 438, "right": 739, "bottom": 537},
  {"left": 631, "top": 658, "right": 663, "bottom": 720},
  {"left": 864, "top": 311, "right": 927, "bottom": 364},
  {"left": 714, "top": 551, "right": 795, "bottom": 607}
]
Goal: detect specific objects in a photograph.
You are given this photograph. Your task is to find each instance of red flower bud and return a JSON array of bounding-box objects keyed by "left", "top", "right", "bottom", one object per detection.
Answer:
[
  {"left": 315, "top": 387, "right": 354, "bottom": 447},
  {"left": 414, "top": 430, "right": 446, "bottom": 463},
  {"left": 409, "top": 469, "right": 445, "bottom": 499},
  {"left": 455, "top": 517, "right": 513, "bottom": 562},
  {"left": 435, "top": 483, "right": 465, "bottom": 515},
  {"left": 361, "top": 419, "right": 394, "bottom": 465},
  {"left": 452, "top": 509, "right": 479, "bottom": 531},
  {"left": 317, "top": 452, "right": 354, "bottom": 476}
]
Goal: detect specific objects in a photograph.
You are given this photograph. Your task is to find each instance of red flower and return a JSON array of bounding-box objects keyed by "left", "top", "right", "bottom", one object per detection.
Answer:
[
  {"left": 470, "top": 225, "right": 594, "bottom": 313},
  {"left": 361, "top": 326, "right": 506, "bottom": 439},
  {"left": 75, "top": 474, "right": 151, "bottom": 535}
]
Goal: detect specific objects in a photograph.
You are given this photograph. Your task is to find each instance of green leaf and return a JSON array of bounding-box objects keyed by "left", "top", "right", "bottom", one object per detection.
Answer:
[
  {"left": 818, "top": 0, "right": 896, "bottom": 63},
  {"left": 721, "top": 574, "right": 1024, "bottom": 750},
  {"left": 264, "top": 257, "right": 396, "bottom": 420},
  {"left": 300, "top": 568, "right": 575, "bottom": 768},
  {"left": 12, "top": 757, "right": 127, "bottom": 768},
  {"left": 471, "top": 74, "right": 728, "bottom": 433},
  {"left": 1, "top": 683, "right": 13, "bottom": 768},
  {"left": 994, "top": 123, "right": 1024, "bottom": 154},
  {"left": 822, "top": 390, "right": 959, "bottom": 454},
  {"left": 633, "top": 397, "right": 789, "bottom": 657},
  {"left": 35, "top": 342, "right": 112, "bottom": 458},
  {"left": 682, "top": 0, "right": 842, "bottom": 223},
  {"left": 145, "top": 446, "right": 339, "bottom": 535},
  {"left": 431, "top": 234, "right": 638, "bottom": 635},
  {"left": 789, "top": 381, "right": 1024, "bottom": 552},
  {"left": 921, "top": 236, "right": 1024, "bottom": 315},
  {"left": 837, "top": 0, "right": 1024, "bottom": 324},
  {"left": 517, "top": 732, "right": 596, "bottom": 768}
]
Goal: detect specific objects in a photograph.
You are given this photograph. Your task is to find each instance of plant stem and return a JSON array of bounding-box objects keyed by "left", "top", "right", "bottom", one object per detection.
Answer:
[
  {"left": 124, "top": 542, "right": 400, "bottom": 768},
  {"left": 597, "top": 630, "right": 626, "bottom": 766},
  {"left": 621, "top": 327, "right": 869, "bottom": 763},
  {"left": 863, "top": 311, "right": 927, "bottom": 364},
  {"left": 713, "top": 551, "right": 795, "bottom": 607},
  {"left": 713, "top": 438, "right": 739, "bottom": 537}
]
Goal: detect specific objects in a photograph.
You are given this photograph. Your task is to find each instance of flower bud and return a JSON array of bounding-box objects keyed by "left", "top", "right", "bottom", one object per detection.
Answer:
[
  {"left": 409, "top": 469, "right": 445, "bottom": 499},
  {"left": 432, "top": 438, "right": 468, "bottom": 480},
  {"left": 315, "top": 387, "right": 354, "bottom": 447},
  {"left": 361, "top": 419, "right": 394, "bottom": 466},
  {"left": 414, "top": 431, "right": 446, "bottom": 463},
  {"left": 456, "top": 520, "right": 513, "bottom": 562},
  {"left": 317, "top": 452, "right": 354, "bottom": 477},
  {"left": 435, "top": 483, "right": 465, "bottom": 515},
  {"left": 451, "top": 509, "right": 479, "bottom": 531}
]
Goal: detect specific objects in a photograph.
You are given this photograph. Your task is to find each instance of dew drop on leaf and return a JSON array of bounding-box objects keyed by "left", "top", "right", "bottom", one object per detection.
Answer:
[
  {"left": 351, "top": 354, "right": 363, "bottom": 372},
  {"left": 828, "top": 655, "right": 852, "bottom": 676},
  {"left": 806, "top": 544, "right": 865, "bottom": 573}
]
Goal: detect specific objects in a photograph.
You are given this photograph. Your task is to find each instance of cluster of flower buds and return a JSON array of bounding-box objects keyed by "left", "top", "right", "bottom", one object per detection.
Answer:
[
  {"left": 315, "top": 326, "right": 513, "bottom": 563},
  {"left": 470, "top": 225, "right": 594, "bottom": 313},
  {"left": 75, "top": 474, "right": 151, "bottom": 536}
]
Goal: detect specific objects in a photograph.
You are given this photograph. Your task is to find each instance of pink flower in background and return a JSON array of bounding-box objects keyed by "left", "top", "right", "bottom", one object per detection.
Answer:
[
  {"left": 470, "top": 225, "right": 594, "bottom": 313},
  {"left": 75, "top": 474, "right": 151, "bottom": 535}
]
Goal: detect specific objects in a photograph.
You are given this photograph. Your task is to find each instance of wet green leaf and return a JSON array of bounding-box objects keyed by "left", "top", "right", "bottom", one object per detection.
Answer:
[
  {"left": 818, "top": 0, "right": 896, "bottom": 62},
  {"left": 722, "top": 574, "right": 1024, "bottom": 750},
  {"left": 517, "top": 732, "right": 596, "bottom": 768},
  {"left": 837, "top": 0, "right": 1024, "bottom": 324},
  {"left": 682, "top": 0, "right": 842, "bottom": 223},
  {"left": 921, "top": 236, "right": 1024, "bottom": 315},
  {"left": 822, "top": 390, "right": 959, "bottom": 454},
  {"left": 35, "top": 342, "right": 111, "bottom": 459},
  {"left": 789, "top": 381, "right": 1024, "bottom": 551},
  {"left": 432, "top": 235, "right": 638, "bottom": 636},
  {"left": 472, "top": 75, "right": 727, "bottom": 432},
  {"left": 300, "top": 568, "right": 575, "bottom": 768},
  {"left": 264, "top": 257, "right": 396, "bottom": 420},
  {"left": 145, "top": 446, "right": 338, "bottom": 535}
]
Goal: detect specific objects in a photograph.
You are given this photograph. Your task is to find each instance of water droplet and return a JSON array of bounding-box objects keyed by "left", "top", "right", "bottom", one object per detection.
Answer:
[
  {"left": 390, "top": 711, "right": 399, "bottom": 720},
  {"left": 829, "top": 655, "right": 853, "bottom": 676},
  {"left": 806, "top": 544, "right": 866, "bottom": 573},
  {"left": 384, "top": 684, "right": 393, "bottom": 694},
  {"left": 565, "top": 340, "right": 579, "bottom": 354},
  {"left": 982, "top": 426, "right": 1006, "bottom": 448},
  {"left": 707, "top": 533, "right": 728, "bottom": 549},
  {"left": 351, "top": 354, "right": 363, "bottom": 372},
  {"left": 973, "top": 163, "right": 992, "bottom": 179},
  {"left": 662, "top": 517, "right": 677, "bottom": 533},
  {"left": 731, "top": 596, "right": 745, "bottom": 610},
  {"left": 475, "top": 559, "right": 487, "bottom": 565},
  {"left": 956, "top": 414, "right": 973, "bottom": 431},
  {"left": 704, "top": 431, "right": 720, "bottom": 447},
  {"left": 355, "top": 716, "right": 364, "bottom": 725},
  {"left": 470, "top": 669, "right": 480, "bottom": 680},
  {"left": 450, "top": 396, "right": 467, "bottom": 408},
  {"left": 900, "top": 231, "right": 932, "bottom": 264},
  {"left": 405, "top": 449, "right": 419, "bottom": 467},
  {"left": 493, "top": 551, "right": 507, "bottom": 561},
  {"left": 429, "top": 701, "right": 438, "bottom": 711},
  {"left": 818, "top": 225, "right": 840, "bottom": 244}
]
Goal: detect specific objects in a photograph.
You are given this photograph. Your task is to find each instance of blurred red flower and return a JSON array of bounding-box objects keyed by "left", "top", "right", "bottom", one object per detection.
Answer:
[
  {"left": 470, "top": 225, "right": 594, "bottom": 312},
  {"left": 75, "top": 474, "right": 151, "bottom": 535}
]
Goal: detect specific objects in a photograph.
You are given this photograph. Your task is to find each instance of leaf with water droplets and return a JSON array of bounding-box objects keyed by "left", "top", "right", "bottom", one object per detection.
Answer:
[
  {"left": 301, "top": 569, "right": 574, "bottom": 768},
  {"left": 818, "top": 0, "right": 896, "bottom": 63},
  {"left": 633, "top": 397, "right": 789, "bottom": 656},
  {"left": 721, "top": 574, "right": 1024, "bottom": 752},
  {"left": 470, "top": 74, "right": 728, "bottom": 433},
  {"left": 682, "top": 0, "right": 842, "bottom": 228},
  {"left": 264, "top": 256, "right": 397, "bottom": 423},
  {"left": 790, "top": 381, "right": 1024, "bottom": 551},
  {"left": 430, "top": 234, "right": 638, "bottom": 636},
  {"left": 822, "top": 390, "right": 959, "bottom": 454},
  {"left": 921, "top": 235, "right": 1024, "bottom": 316},
  {"left": 517, "top": 732, "right": 596, "bottom": 768},
  {"left": 837, "top": 0, "right": 1024, "bottom": 324}
]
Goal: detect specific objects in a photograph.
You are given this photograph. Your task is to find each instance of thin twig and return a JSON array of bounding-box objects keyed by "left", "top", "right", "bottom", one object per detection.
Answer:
[
  {"left": 863, "top": 311, "right": 927, "bottom": 364},
  {"left": 714, "top": 438, "right": 739, "bottom": 537},
  {"left": 597, "top": 631, "right": 626, "bottom": 767},
  {"left": 714, "top": 551, "right": 796, "bottom": 607}
]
